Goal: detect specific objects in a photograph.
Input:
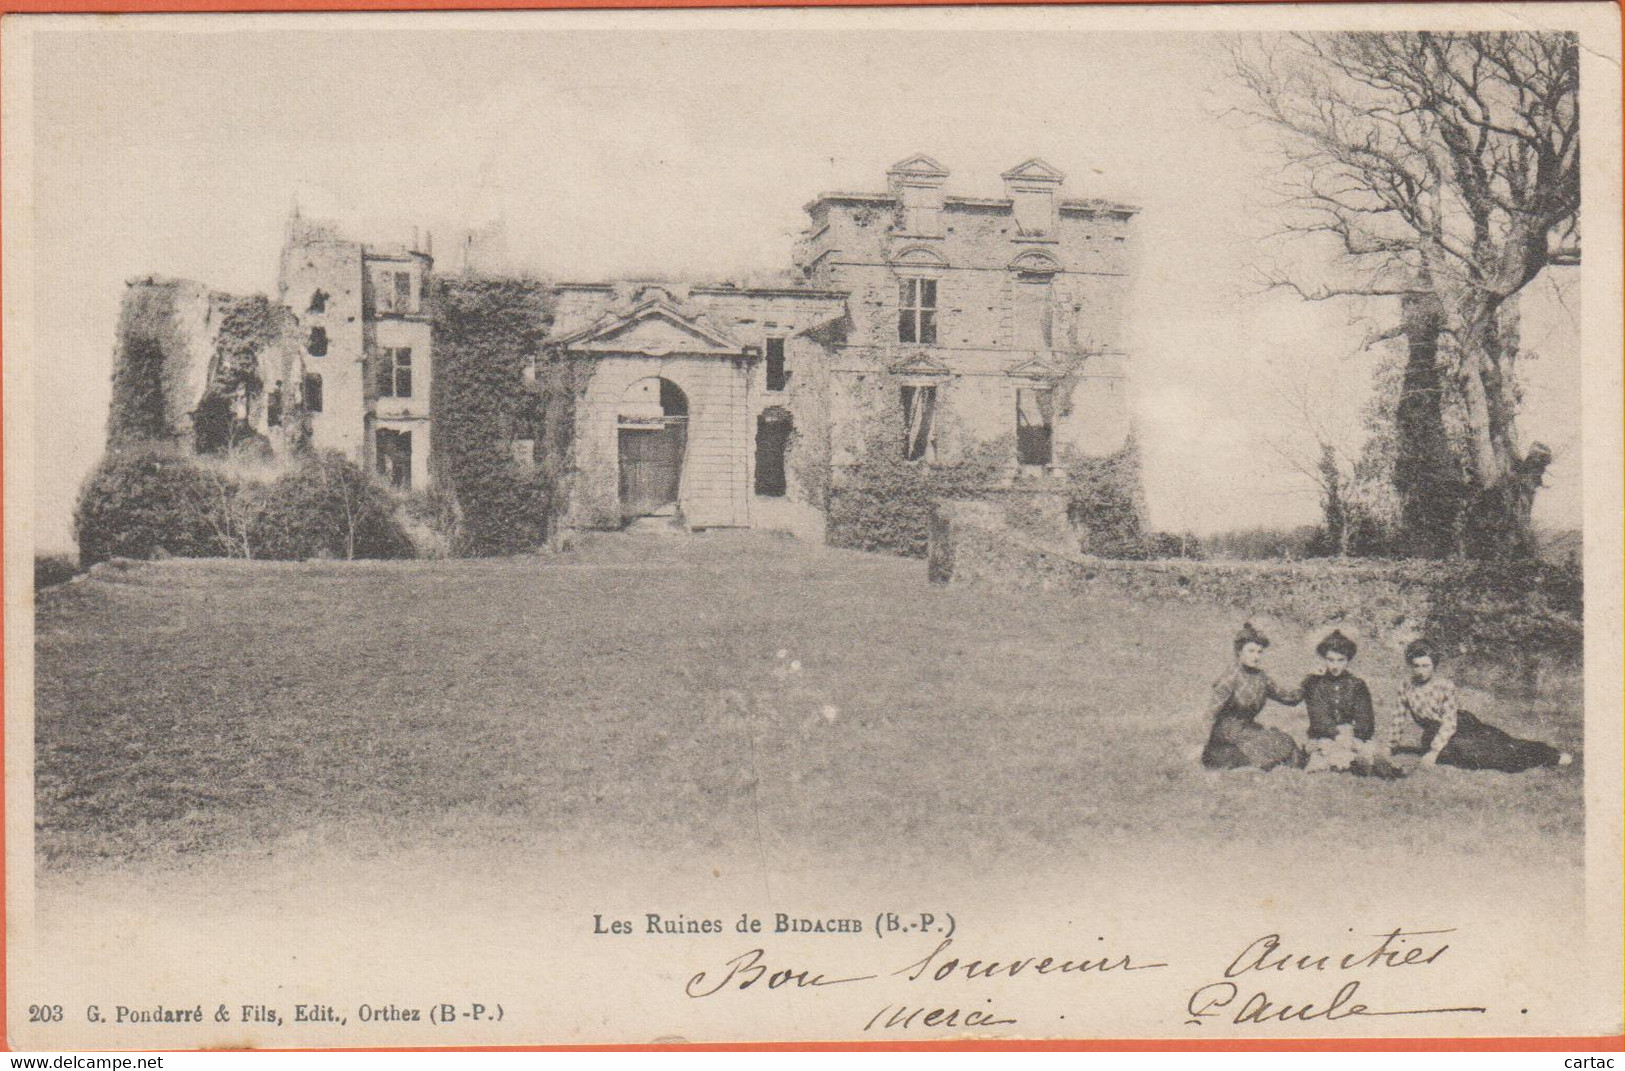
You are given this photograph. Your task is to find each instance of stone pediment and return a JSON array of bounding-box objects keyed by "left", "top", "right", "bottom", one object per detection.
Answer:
[
  {"left": 559, "top": 299, "right": 745, "bottom": 358},
  {"left": 888, "top": 154, "right": 950, "bottom": 180},
  {"left": 1002, "top": 158, "right": 1066, "bottom": 184},
  {"left": 1006, "top": 356, "right": 1065, "bottom": 379},
  {"left": 889, "top": 352, "right": 952, "bottom": 377}
]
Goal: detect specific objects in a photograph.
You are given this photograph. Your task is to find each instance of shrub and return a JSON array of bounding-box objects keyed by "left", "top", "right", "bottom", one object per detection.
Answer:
[
  {"left": 400, "top": 485, "right": 461, "bottom": 559},
  {"left": 451, "top": 464, "right": 551, "bottom": 557},
  {"left": 72, "top": 448, "right": 220, "bottom": 565},
  {"left": 1059, "top": 434, "right": 1148, "bottom": 558},
  {"left": 247, "top": 452, "right": 413, "bottom": 561},
  {"left": 1143, "top": 531, "right": 1205, "bottom": 560},
  {"left": 34, "top": 554, "right": 81, "bottom": 592},
  {"left": 829, "top": 453, "right": 1008, "bottom": 557},
  {"left": 1427, "top": 559, "right": 1583, "bottom": 668}
]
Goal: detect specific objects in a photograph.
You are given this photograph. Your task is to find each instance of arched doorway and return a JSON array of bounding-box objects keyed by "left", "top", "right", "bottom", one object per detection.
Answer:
[
  {"left": 618, "top": 376, "right": 688, "bottom": 521},
  {"left": 755, "top": 407, "right": 792, "bottom": 497}
]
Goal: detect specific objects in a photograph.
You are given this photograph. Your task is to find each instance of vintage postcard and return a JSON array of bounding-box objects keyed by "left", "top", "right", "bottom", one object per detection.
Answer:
[{"left": 3, "top": 2, "right": 1621, "bottom": 1049}]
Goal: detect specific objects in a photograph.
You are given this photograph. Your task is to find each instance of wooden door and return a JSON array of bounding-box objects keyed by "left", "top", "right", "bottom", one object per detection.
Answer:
[{"left": 618, "top": 422, "right": 685, "bottom": 519}]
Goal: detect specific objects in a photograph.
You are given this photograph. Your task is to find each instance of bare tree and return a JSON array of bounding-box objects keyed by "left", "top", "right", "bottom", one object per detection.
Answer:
[
  {"left": 1232, "top": 31, "right": 1579, "bottom": 558},
  {"left": 1259, "top": 372, "right": 1389, "bottom": 557}
]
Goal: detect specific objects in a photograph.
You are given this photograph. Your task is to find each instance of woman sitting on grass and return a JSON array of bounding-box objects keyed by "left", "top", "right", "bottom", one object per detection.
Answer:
[
  {"left": 1300, "top": 630, "right": 1402, "bottom": 779},
  {"left": 1201, "top": 623, "right": 1305, "bottom": 771},
  {"left": 1393, "top": 639, "right": 1574, "bottom": 773}
]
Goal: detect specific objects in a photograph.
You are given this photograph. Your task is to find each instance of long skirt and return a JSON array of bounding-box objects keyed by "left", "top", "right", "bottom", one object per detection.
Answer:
[
  {"left": 1203, "top": 716, "right": 1304, "bottom": 771},
  {"left": 1420, "top": 711, "right": 1563, "bottom": 773}
]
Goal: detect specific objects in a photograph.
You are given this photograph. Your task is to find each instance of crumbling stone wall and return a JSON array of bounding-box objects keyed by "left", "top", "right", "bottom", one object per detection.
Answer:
[
  {"left": 109, "top": 277, "right": 303, "bottom": 456},
  {"left": 929, "top": 498, "right": 1443, "bottom": 646},
  {"left": 803, "top": 160, "right": 1143, "bottom": 555},
  {"left": 107, "top": 277, "right": 218, "bottom": 448}
]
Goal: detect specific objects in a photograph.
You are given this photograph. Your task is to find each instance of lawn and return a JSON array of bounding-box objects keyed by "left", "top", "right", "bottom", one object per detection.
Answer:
[{"left": 34, "top": 531, "right": 1585, "bottom": 872}]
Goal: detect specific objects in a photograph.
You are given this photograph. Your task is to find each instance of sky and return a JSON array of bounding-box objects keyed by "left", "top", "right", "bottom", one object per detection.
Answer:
[{"left": 17, "top": 14, "right": 1583, "bottom": 552}]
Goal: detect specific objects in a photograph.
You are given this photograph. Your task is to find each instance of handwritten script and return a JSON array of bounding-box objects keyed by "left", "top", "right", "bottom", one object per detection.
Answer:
[
  {"left": 1185, "top": 928, "right": 1487, "bottom": 1026},
  {"left": 677, "top": 927, "right": 1487, "bottom": 1033}
]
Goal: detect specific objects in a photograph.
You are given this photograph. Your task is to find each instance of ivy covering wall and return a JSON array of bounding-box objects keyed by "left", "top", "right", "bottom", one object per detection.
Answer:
[
  {"left": 431, "top": 276, "right": 562, "bottom": 555},
  {"left": 827, "top": 379, "right": 1147, "bottom": 558},
  {"left": 107, "top": 282, "right": 190, "bottom": 447}
]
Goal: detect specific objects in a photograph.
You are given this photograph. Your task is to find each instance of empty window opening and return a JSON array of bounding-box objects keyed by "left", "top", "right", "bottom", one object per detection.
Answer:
[
  {"left": 267, "top": 382, "right": 283, "bottom": 428},
  {"left": 659, "top": 377, "right": 688, "bottom": 416},
  {"left": 1012, "top": 189, "right": 1053, "bottom": 237},
  {"left": 1014, "top": 273, "right": 1054, "bottom": 349},
  {"left": 755, "top": 409, "right": 792, "bottom": 496},
  {"left": 900, "top": 185, "right": 941, "bottom": 236},
  {"left": 377, "top": 270, "right": 413, "bottom": 314},
  {"left": 191, "top": 393, "right": 238, "bottom": 455},
  {"left": 308, "top": 290, "right": 329, "bottom": 314},
  {"left": 898, "top": 279, "right": 937, "bottom": 344},
  {"left": 377, "top": 347, "right": 413, "bottom": 398},
  {"left": 901, "top": 385, "right": 937, "bottom": 462},
  {"left": 303, "top": 373, "right": 323, "bottom": 414},
  {"left": 765, "top": 338, "right": 789, "bottom": 393},
  {"left": 513, "top": 410, "right": 544, "bottom": 468},
  {"left": 307, "top": 326, "right": 328, "bottom": 356},
  {"left": 376, "top": 428, "right": 412, "bottom": 489},
  {"left": 1017, "top": 387, "right": 1055, "bottom": 467}
]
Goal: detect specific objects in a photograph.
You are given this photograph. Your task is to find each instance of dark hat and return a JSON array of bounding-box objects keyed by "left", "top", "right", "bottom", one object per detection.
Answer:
[
  {"left": 1233, "top": 622, "right": 1270, "bottom": 654},
  {"left": 1404, "top": 638, "right": 1441, "bottom": 664},
  {"left": 1315, "top": 630, "right": 1358, "bottom": 659}
]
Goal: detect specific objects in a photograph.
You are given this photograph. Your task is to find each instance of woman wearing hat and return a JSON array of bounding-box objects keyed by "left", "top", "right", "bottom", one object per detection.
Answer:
[
  {"left": 1394, "top": 639, "right": 1574, "bottom": 773},
  {"left": 1201, "top": 623, "right": 1306, "bottom": 771},
  {"left": 1300, "top": 630, "right": 1399, "bottom": 777}
]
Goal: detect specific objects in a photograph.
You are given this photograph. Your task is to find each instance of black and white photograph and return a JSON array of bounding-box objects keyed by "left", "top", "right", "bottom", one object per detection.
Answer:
[{"left": 3, "top": 3, "right": 1620, "bottom": 1049}]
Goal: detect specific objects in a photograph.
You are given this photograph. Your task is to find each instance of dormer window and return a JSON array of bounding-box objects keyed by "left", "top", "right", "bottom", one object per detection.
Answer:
[
  {"left": 898, "top": 279, "right": 937, "bottom": 345},
  {"left": 1013, "top": 190, "right": 1054, "bottom": 237}
]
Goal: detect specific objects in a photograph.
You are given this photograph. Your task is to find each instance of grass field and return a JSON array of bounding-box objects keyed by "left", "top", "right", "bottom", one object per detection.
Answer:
[{"left": 34, "top": 531, "right": 1584, "bottom": 874}]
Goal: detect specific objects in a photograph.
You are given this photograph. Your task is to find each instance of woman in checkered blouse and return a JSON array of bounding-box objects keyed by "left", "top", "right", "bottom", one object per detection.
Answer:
[{"left": 1394, "top": 639, "right": 1574, "bottom": 773}]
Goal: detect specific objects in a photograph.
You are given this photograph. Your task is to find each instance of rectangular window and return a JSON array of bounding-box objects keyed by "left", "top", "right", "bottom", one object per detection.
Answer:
[
  {"left": 765, "top": 338, "right": 789, "bottom": 392},
  {"left": 376, "top": 428, "right": 412, "bottom": 490},
  {"left": 901, "top": 384, "right": 937, "bottom": 462},
  {"left": 1016, "top": 387, "right": 1055, "bottom": 467},
  {"left": 1012, "top": 189, "right": 1054, "bottom": 237},
  {"left": 898, "top": 279, "right": 938, "bottom": 344},
  {"left": 900, "top": 186, "right": 941, "bottom": 236},
  {"left": 1014, "top": 275, "right": 1054, "bottom": 350},
  {"left": 303, "top": 373, "right": 323, "bottom": 414},
  {"left": 377, "top": 270, "right": 413, "bottom": 314},
  {"left": 267, "top": 385, "right": 283, "bottom": 428},
  {"left": 377, "top": 347, "right": 413, "bottom": 398}
]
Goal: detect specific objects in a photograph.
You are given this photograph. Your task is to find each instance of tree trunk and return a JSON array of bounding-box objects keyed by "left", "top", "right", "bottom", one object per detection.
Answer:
[
  {"left": 1394, "top": 289, "right": 1465, "bottom": 558},
  {"left": 1453, "top": 294, "right": 1546, "bottom": 560}
]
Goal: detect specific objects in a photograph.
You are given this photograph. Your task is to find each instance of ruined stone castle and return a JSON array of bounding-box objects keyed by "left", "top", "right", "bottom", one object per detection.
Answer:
[{"left": 110, "top": 155, "right": 1140, "bottom": 546}]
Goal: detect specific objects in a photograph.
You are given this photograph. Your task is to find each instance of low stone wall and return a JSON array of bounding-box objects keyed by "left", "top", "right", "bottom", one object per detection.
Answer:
[{"left": 928, "top": 499, "right": 1449, "bottom": 644}]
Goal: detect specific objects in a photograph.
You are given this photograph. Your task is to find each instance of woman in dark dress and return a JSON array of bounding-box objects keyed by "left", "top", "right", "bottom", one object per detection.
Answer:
[
  {"left": 1393, "top": 639, "right": 1574, "bottom": 773},
  {"left": 1301, "top": 630, "right": 1402, "bottom": 778},
  {"left": 1201, "top": 623, "right": 1305, "bottom": 771}
]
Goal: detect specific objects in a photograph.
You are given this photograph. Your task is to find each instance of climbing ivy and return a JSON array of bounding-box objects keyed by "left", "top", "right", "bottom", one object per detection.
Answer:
[
  {"left": 431, "top": 276, "right": 559, "bottom": 555},
  {"left": 1057, "top": 429, "right": 1148, "bottom": 558},
  {"left": 107, "top": 284, "right": 187, "bottom": 447}
]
